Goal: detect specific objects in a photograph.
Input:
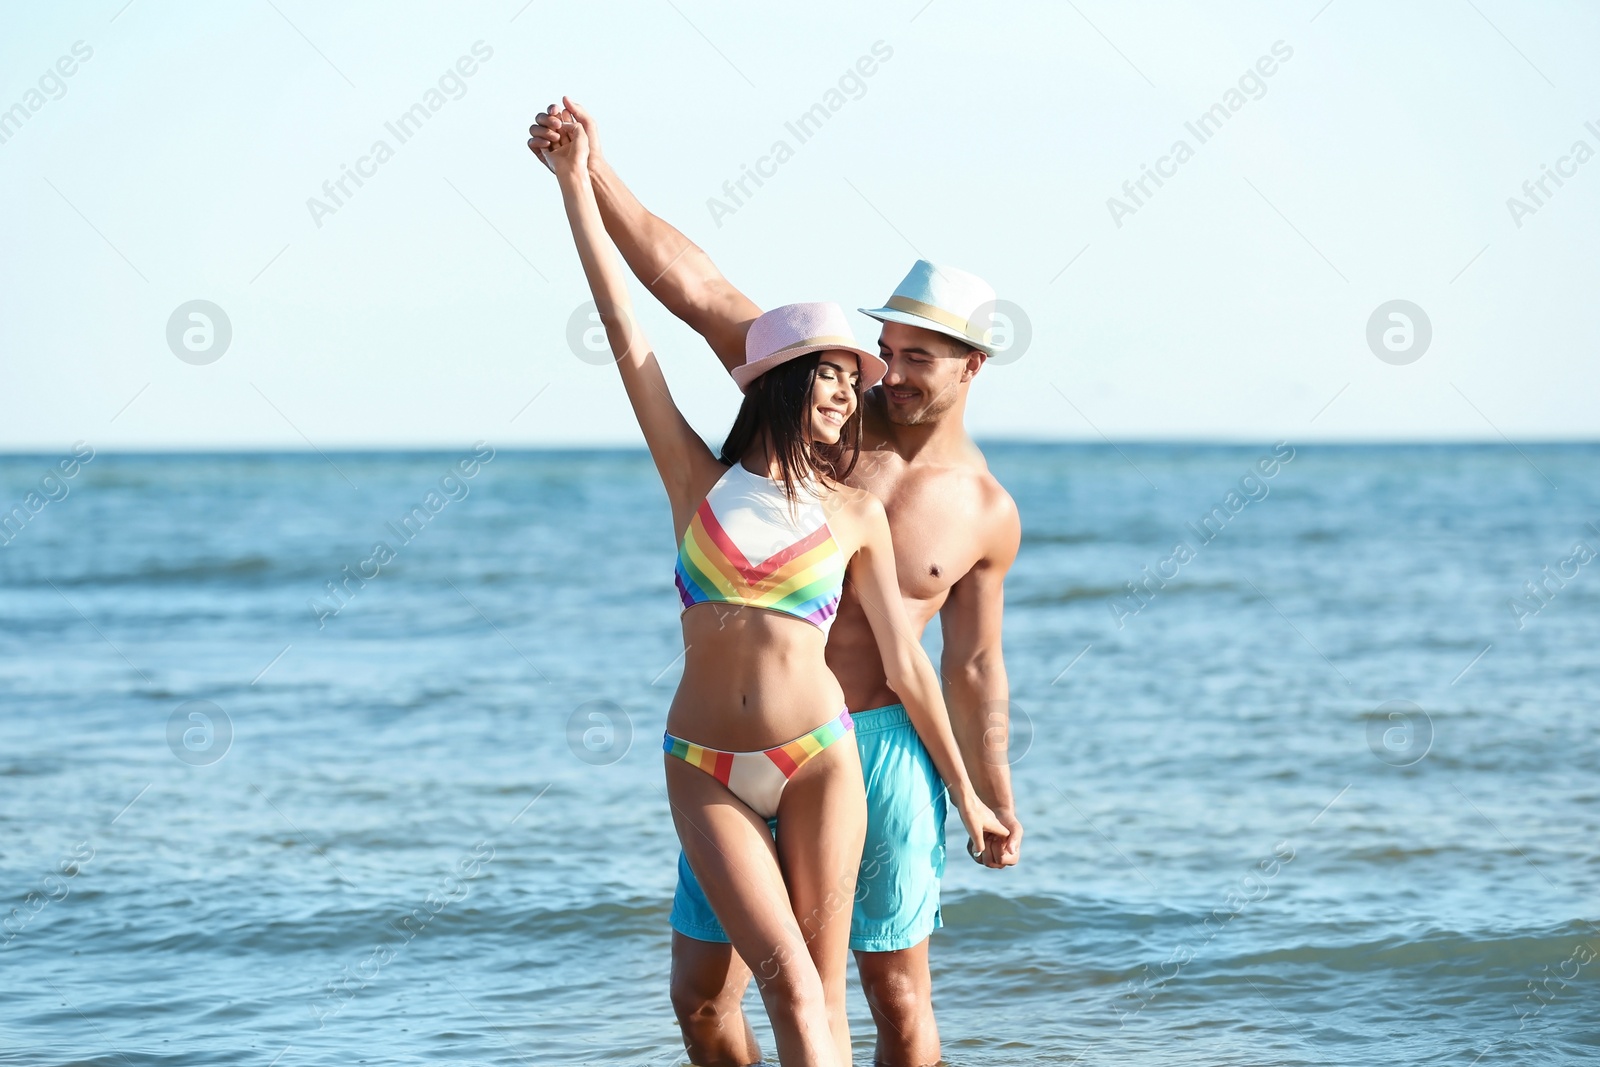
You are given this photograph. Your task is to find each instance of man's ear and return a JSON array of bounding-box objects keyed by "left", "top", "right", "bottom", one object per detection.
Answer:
[{"left": 962, "top": 348, "right": 988, "bottom": 382}]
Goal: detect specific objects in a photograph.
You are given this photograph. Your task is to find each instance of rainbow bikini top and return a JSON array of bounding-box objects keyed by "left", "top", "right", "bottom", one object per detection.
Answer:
[{"left": 674, "top": 462, "right": 846, "bottom": 634}]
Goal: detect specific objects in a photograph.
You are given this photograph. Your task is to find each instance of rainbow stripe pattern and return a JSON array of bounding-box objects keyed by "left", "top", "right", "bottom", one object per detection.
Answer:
[
  {"left": 663, "top": 710, "right": 855, "bottom": 817},
  {"left": 766, "top": 709, "right": 854, "bottom": 775},
  {"left": 674, "top": 466, "right": 847, "bottom": 633}
]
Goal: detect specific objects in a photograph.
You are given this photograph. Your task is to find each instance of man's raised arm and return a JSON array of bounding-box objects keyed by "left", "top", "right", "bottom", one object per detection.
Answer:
[{"left": 532, "top": 98, "right": 758, "bottom": 372}]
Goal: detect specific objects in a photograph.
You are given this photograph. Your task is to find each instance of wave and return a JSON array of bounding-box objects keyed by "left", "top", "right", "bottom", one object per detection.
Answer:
[
  {"left": 1022, "top": 531, "right": 1104, "bottom": 545},
  {"left": 1014, "top": 581, "right": 1242, "bottom": 606},
  {"left": 1224, "top": 923, "right": 1600, "bottom": 974},
  {"left": 941, "top": 892, "right": 1598, "bottom": 972},
  {"left": 17, "top": 555, "right": 286, "bottom": 587}
]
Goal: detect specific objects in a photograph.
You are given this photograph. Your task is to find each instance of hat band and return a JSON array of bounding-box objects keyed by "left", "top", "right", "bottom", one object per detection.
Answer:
[
  {"left": 750, "top": 334, "right": 860, "bottom": 362},
  {"left": 884, "top": 295, "right": 980, "bottom": 339}
]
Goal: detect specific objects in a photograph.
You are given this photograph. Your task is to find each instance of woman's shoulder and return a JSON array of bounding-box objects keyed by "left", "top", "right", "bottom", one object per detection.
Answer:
[
  {"left": 674, "top": 457, "right": 732, "bottom": 516},
  {"left": 819, "top": 477, "right": 877, "bottom": 506},
  {"left": 819, "top": 481, "right": 886, "bottom": 537}
]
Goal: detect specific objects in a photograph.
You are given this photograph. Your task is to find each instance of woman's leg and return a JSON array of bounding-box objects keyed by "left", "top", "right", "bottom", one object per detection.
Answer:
[
  {"left": 665, "top": 755, "right": 841, "bottom": 1067},
  {"left": 777, "top": 734, "right": 868, "bottom": 1067}
]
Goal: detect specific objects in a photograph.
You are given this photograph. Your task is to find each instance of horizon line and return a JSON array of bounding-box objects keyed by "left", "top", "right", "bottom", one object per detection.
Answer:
[{"left": 2, "top": 437, "right": 1598, "bottom": 457}]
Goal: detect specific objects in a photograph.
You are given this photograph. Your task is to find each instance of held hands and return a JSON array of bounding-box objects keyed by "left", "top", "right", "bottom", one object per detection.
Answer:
[
  {"left": 528, "top": 96, "right": 599, "bottom": 176},
  {"left": 957, "top": 793, "right": 1010, "bottom": 867},
  {"left": 979, "top": 808, "right": 1024, "bottom": 869},
  {"left": 529, "top": 103, "right": 587, "bottom": 180}
]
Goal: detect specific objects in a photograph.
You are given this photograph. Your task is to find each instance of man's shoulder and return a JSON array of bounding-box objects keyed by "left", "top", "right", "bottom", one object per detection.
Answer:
[
  {"left": 969, "top": 465, "right": 1021, "bottom": 559},
  {"left": 952, "top": 441, "right": 1014, "bottom": 513},
  {"left": 937, "top": 441, "right": 1018, "bottom": 571}
]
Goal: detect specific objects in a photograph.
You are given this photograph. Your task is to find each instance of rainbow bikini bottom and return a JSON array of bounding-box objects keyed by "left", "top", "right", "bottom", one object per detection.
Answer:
[{"left": 662, "top": 709, "right": 854, "bottom": 818}]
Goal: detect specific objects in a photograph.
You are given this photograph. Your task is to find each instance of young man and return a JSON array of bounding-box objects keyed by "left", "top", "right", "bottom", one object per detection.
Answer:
[{"left": 532, "top": 100, "right": 1024, "bottom": 1067}]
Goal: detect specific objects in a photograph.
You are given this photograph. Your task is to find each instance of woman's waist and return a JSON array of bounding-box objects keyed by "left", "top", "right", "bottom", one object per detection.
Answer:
[
  {"left": 669, "top": 605, "right": 843, "bottom": 748},
  {"left": 664, "top": 695, "right": 849, "bottom": 753},
  {"left": 668, "top": 660, "right": 845, "bottom": 751}
]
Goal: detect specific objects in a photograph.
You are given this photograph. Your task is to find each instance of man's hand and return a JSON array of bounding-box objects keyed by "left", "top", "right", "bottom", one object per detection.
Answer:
[
  {"left": 955, "top": 789, "right": 1010, "bottom": 867},
  {"left": 979, "top": 808, "right": 1023, "bottom": 869},
  {"left": 530, "top": 96, "right": 601, "bottom": 169},
  {"left": 531, "top": 106, "right": 588, "bottom": 181}
]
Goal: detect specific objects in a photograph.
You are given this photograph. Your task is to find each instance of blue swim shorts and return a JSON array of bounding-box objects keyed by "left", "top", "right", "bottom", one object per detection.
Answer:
[{"left": 669, "top": 703, "right": 948, "bottom": 953}]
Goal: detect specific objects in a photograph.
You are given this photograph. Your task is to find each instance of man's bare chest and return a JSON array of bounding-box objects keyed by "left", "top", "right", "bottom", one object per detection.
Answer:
[{"left": 851, "top": 460, "right": 984, "bottom": 602}]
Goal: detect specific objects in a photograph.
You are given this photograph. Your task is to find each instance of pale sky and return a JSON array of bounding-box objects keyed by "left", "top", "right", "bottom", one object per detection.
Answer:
[{"left": 2, "top": 0, "right": 1597, "bottom": 450}]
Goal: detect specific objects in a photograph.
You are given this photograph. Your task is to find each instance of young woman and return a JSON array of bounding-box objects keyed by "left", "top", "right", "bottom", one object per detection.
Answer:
[{"left": 536, "top": 107, "right": 1005, "bottom": 1067}]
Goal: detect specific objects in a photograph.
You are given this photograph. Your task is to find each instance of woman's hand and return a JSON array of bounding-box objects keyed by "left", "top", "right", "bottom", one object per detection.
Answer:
[
  {"left": 528, "top": 102, "right": 562, "bottom": 161},
  {"left": 956, "top": 791, "right": 1010, "bottom": 865},
  {"left": 529, "top": 96, "right": 600, "bottom": 168},
  {"left": 530, "top": 103, "right": 588, "bottom": 180},
  {"left": 980, "top": 807, "right": 1024, "bottom": 868}
]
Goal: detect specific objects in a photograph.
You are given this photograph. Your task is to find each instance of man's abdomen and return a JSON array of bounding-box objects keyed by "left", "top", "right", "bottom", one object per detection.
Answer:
[{"left": 824, "top": 591, "right": 945, "bottom": 713}]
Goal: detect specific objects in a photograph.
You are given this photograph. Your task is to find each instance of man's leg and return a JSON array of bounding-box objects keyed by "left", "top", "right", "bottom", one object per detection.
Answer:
[
  {"left": 846, "top": 705, "right": 949, "bottom": 1067},
  {"left": 669, "top": 932, "right": 760, "bottom": 1066},
  {"left": 854, "top": 941, "right": 939, "bottom": 1067},
  {"left": 669, "top": 839, "right": 763, "bottom": 1066}
]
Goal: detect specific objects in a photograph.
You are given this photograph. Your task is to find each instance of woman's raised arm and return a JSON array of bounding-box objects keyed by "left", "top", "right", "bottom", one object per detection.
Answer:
[{"left": 538, "top": 111, "right": 718, "bottom": 508}]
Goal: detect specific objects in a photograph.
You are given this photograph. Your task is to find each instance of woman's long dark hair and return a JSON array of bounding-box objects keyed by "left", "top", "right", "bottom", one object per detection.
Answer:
[{"left": 718, "top": 352, "right": 862, "bottom": 508}]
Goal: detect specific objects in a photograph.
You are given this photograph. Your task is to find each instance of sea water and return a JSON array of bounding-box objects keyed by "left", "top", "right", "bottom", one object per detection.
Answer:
[{"left": 1, "top": 444, "right": 1596, "bottom": 1065}]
